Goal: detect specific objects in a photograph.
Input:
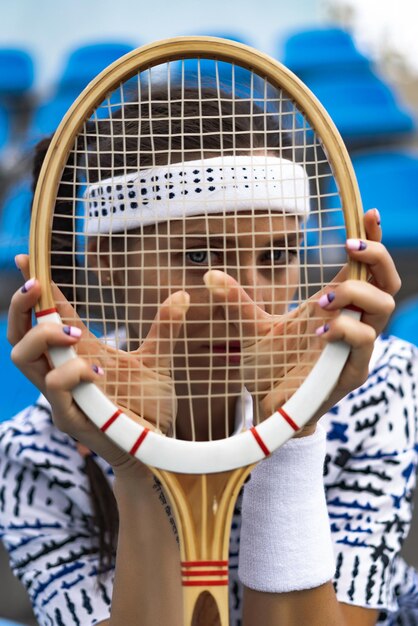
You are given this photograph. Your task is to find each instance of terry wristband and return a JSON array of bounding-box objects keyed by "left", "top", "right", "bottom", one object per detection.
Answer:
[{"left": 238, "top": 423, "right": 335, "bottom": 593}]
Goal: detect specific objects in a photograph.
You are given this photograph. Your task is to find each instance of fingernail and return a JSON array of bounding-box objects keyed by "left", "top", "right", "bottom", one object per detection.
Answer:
[
  {"left": 21, "top": 278, "right": 36, "bottom": 293},
  {"left": 318, "top": 292, "right": 335, "bottom": 308},
  {"left": 92, "top": 364, "right": 104, "bottom": 376},
  {"left": 315, "top": 323, "right": 330, "bottom": 336},
  {"left": 171, "top": 291, "right": 190, "bottom": 309},
  {"left": 15, "top": 256, "right": 21, "bottom": 270},
  {"left": 374, "top": 208, "right": 381, "bottom": 226},
  {"left": 346, "top": 238, "right": 367, "bottom": 251},
  {"left": 63, "top": 325, "right": 82, "bottom": 338},
  {"left": 203, "top": 270, "right": 230, "bottom": 294}
]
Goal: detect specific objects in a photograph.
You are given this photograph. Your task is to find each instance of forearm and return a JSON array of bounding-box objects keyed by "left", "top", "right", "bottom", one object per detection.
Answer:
[
  {"left": 243, "top": 584, "right": 379, "bottom": 626},
  {"left": 108, "top": 464, "right": 182, "bottom": 626}
]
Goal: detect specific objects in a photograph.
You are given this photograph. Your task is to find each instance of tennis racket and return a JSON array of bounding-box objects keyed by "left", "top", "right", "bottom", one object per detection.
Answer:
[{"left": 30, "top": 36, "right": 365, "bottom": 625}]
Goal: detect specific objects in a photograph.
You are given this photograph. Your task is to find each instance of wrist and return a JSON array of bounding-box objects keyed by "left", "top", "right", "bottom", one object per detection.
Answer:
[
  {"left": 239, "top": 423, "right": 335, "bottom": 593},
  {"left": 113, "top": 460, "right": 154, "bottom": 499}
]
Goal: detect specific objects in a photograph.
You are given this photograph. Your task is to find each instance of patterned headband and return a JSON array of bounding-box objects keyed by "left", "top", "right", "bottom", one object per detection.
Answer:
[{"left": 83, "top": 155, "right": 311, "bottom": 234}]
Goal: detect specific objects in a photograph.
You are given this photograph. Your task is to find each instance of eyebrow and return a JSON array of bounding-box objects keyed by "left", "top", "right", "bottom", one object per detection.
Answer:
[{"left": 168, "top": 233, "right": 302, "bottom": 246}]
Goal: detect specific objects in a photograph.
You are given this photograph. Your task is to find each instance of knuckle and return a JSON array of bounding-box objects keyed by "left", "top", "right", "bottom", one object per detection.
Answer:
[
  {"left": 364, "top": 324, "right": 377, "bottom": 344},
  {"left": 393, "top": 275, "right": 402, "bottom": 295},
  {"left": 381, "top": 293, "right": 396, "bottom": 316},
  {"left": 10, "top": 344, "right": 22, "bottom": 366},
  {"left": 45, "top": 369, "right": 61, "bottom": 391}
]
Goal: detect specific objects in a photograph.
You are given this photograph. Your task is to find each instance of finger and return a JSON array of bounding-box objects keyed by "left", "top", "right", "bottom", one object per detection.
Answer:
[
  {"left": 317, "top": 279, "right": 395, "bottom": 336},
  {"left": 15, "top": 254, "right": 30, "bottom": 281},
  {"left": 137, "top": 290, "right": 190, "bottom": 365},
  {"left": 203, "top": 270, "right": 271, "bottom": 336},
  {"left": 51, "top": 282, "right": 93, "bottom": 339},
  {"left": 7, "top": 278, "right": 42, "bottom": 346},
  {"left": 45, "top": 357, "right": 103, "bottom": 435},
  {"left": 288, "top": 209, "right": 382, "bottom": 319},
  {"left": 364, "top": 208, "right": 382, "bottom": 243},
  {"left": 315, "top": 314, "right": 376, "bottom": 391},
  {"left": 15, "top": 251, "right": 92, "bottom": 340},
  {"left": 345, "top": 238, "right": 401, "bottom": 295},
  {"left": 11, "top": 321, "right": 82, "bottom": 390}
]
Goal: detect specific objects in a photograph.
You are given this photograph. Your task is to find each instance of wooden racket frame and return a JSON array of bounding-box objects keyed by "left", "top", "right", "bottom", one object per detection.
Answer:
[{"left": 29, "top": 37, "right": 366, "bottom": 626}]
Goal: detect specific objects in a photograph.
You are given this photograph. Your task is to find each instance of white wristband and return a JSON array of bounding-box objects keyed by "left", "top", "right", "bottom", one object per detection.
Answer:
[{"left": 238, "top": 423, "right": 335, "bottom": 593}]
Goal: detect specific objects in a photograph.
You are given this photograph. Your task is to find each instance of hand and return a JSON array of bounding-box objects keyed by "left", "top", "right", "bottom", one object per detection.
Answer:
[
  {"left": 203, "top": 209, "right": 400, "bottom": 434},
  {"left": 8, "top": 255, "right": 189, "bottom": 469}
]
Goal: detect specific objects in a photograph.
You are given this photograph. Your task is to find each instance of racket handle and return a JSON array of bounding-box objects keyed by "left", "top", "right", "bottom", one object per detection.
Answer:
[{"left": 152, "top": 467, "right": 253, "bottom": 626}]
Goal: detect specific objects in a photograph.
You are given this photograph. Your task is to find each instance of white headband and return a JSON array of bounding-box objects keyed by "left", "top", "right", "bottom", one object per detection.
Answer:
[{"left": 83, "top": 156, "right": 310, "bottom": 234}]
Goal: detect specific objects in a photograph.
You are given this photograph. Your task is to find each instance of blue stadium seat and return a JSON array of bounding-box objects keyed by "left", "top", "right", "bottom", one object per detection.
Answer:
[
  {"left": 0, "top": 105, "right": 10, "bottom": 152},
  {"left": 307, "top": 75, "right": 415, "bottom": 144},
  {"left": 322, "top": 150, "right": 418, "bottom": 249},
  {"left": 282, "top": 26, "right": 370, "bottom": 76},
  {"left": 28, "top": 86, "right": 129, "bottom": 146},
  {"left": 0, "top": 181, "right": 32, "bottom": 268},
  {"left": 0, "top": 312, "right": 39, "bottom": 423},
  {"left": 388, "top": 296, "right": 418, "bottom": 346},
  {"left": 0, "top": 48, "right": 34, "bottom": 96},
  {"left": 352, "top": 151, "right": 418, "bottom": 248},
  {"left": 57, "top": 42, "right": 135, "bottom": 98},
  {"left": 27, "top": 92, "right": 76, "bottom": 142}
]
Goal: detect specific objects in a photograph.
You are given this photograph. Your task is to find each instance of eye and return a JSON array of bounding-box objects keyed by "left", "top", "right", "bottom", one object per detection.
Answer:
[
  {"left": 260, "top": 248, "right": 298, "bottom": 266},
  {"left": 185, "top": 250, "right": 222, "bottom": 265}
]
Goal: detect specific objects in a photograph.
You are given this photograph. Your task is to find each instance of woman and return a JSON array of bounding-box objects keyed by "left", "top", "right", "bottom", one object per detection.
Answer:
[{"left": 1, "top": 84, "right": 417, "bottom": 626}]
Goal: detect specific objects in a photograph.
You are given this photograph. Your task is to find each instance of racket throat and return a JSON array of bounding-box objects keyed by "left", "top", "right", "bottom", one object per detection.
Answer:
[{"left": 151, "top": 466, "right": 253, "bottom": 626}]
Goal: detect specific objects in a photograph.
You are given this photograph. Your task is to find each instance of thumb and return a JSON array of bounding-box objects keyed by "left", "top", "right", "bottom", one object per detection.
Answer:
[{"left": 136, "top": 290, "right": 190, "bottom": 368}]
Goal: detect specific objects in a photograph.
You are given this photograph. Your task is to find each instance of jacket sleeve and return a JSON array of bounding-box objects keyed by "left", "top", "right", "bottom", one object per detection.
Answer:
[
  {"left": 0, "top": 402, "right": 113, "bottom": 626},
  {"left": 324, "top": 336, "right": 418, "bottom": 613}
]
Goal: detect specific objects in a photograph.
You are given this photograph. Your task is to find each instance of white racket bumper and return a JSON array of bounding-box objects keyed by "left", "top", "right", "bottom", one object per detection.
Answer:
[{"left": 36, "top": 308, "right": 360, "bottom": 474}]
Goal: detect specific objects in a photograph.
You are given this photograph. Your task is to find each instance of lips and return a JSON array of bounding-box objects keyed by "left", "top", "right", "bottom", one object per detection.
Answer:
[
  {"left": 212, "top": 341, "right": 241, "bottom": 354},
  {"left": 210, "top": 341, "right": 241, "bottom": 365}
]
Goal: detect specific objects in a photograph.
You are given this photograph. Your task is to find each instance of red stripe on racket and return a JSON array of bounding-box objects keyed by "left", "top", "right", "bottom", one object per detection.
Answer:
[
  {"left": 129, "top": 428, "right": 150, "bottom": 455},
  {"left": 277, "top": 407, "right": 300, "bottom": 432},
  {"left": 250, "top": 427, "right": 270, "bottom": 456},
  {"left": 100, "top": 409, "right": 122, "bottom": 432}
]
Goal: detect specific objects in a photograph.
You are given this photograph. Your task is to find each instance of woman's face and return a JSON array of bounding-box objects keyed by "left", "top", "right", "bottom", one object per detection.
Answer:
[{"left": 106, "top": 211, "right": 301, "bottom": 438}]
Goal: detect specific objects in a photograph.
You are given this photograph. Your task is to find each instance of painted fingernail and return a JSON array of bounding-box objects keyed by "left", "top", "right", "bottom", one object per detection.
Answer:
[
  {"left": 63, "top": 325, "right": 82, "bottom": 338},
  {"left": 315, "top": 323, "right": 330, "bottom": 336},
  {"left": 346, "top": 238, "right": 367, "bottom": 251},
  {"left": 318, "top": 292, "right": 336, "bottom": 308},
  {"left": 21, "top": 278, "right": 36, "bottom": 293},
  {"left": 92, "top": 364, "right": 104, "bottom": 376},
  {"left": 374, "top": 208, "right": 381, "bottom": 226}
]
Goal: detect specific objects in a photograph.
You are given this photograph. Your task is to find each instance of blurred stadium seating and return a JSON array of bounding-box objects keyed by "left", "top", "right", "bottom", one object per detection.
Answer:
[
  {"left": 282, "top": 26, "right": 416, "bottom": 146},
  {"left": 282, "top": 26, "right": 371, "bottom": 76},
  {"left": 0, "top": 181, "right": 31, "bottom": 268},
  {"left": 388, "top": 295, "right": 418, "bottom": 346},
  {"left": 305, "top": 75, "right": 415, "bottom": 145},
  {"left": 0, "top": 312, "right": 39, "bottom": 423},
  {"left": 0, "top": 49, "right": 34, "bottom": 97},
  {"left": 350, "top": 150, "right": 418, "bottom": 248},
  {"left": 321, "top": 149, "right": 418, "bottom": 249},
  {"left": 0, "top": 106, "right": 10, "bottom": 154},
  {"left": 56, "top": 41, "right": 135, "bottom": 99}
]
